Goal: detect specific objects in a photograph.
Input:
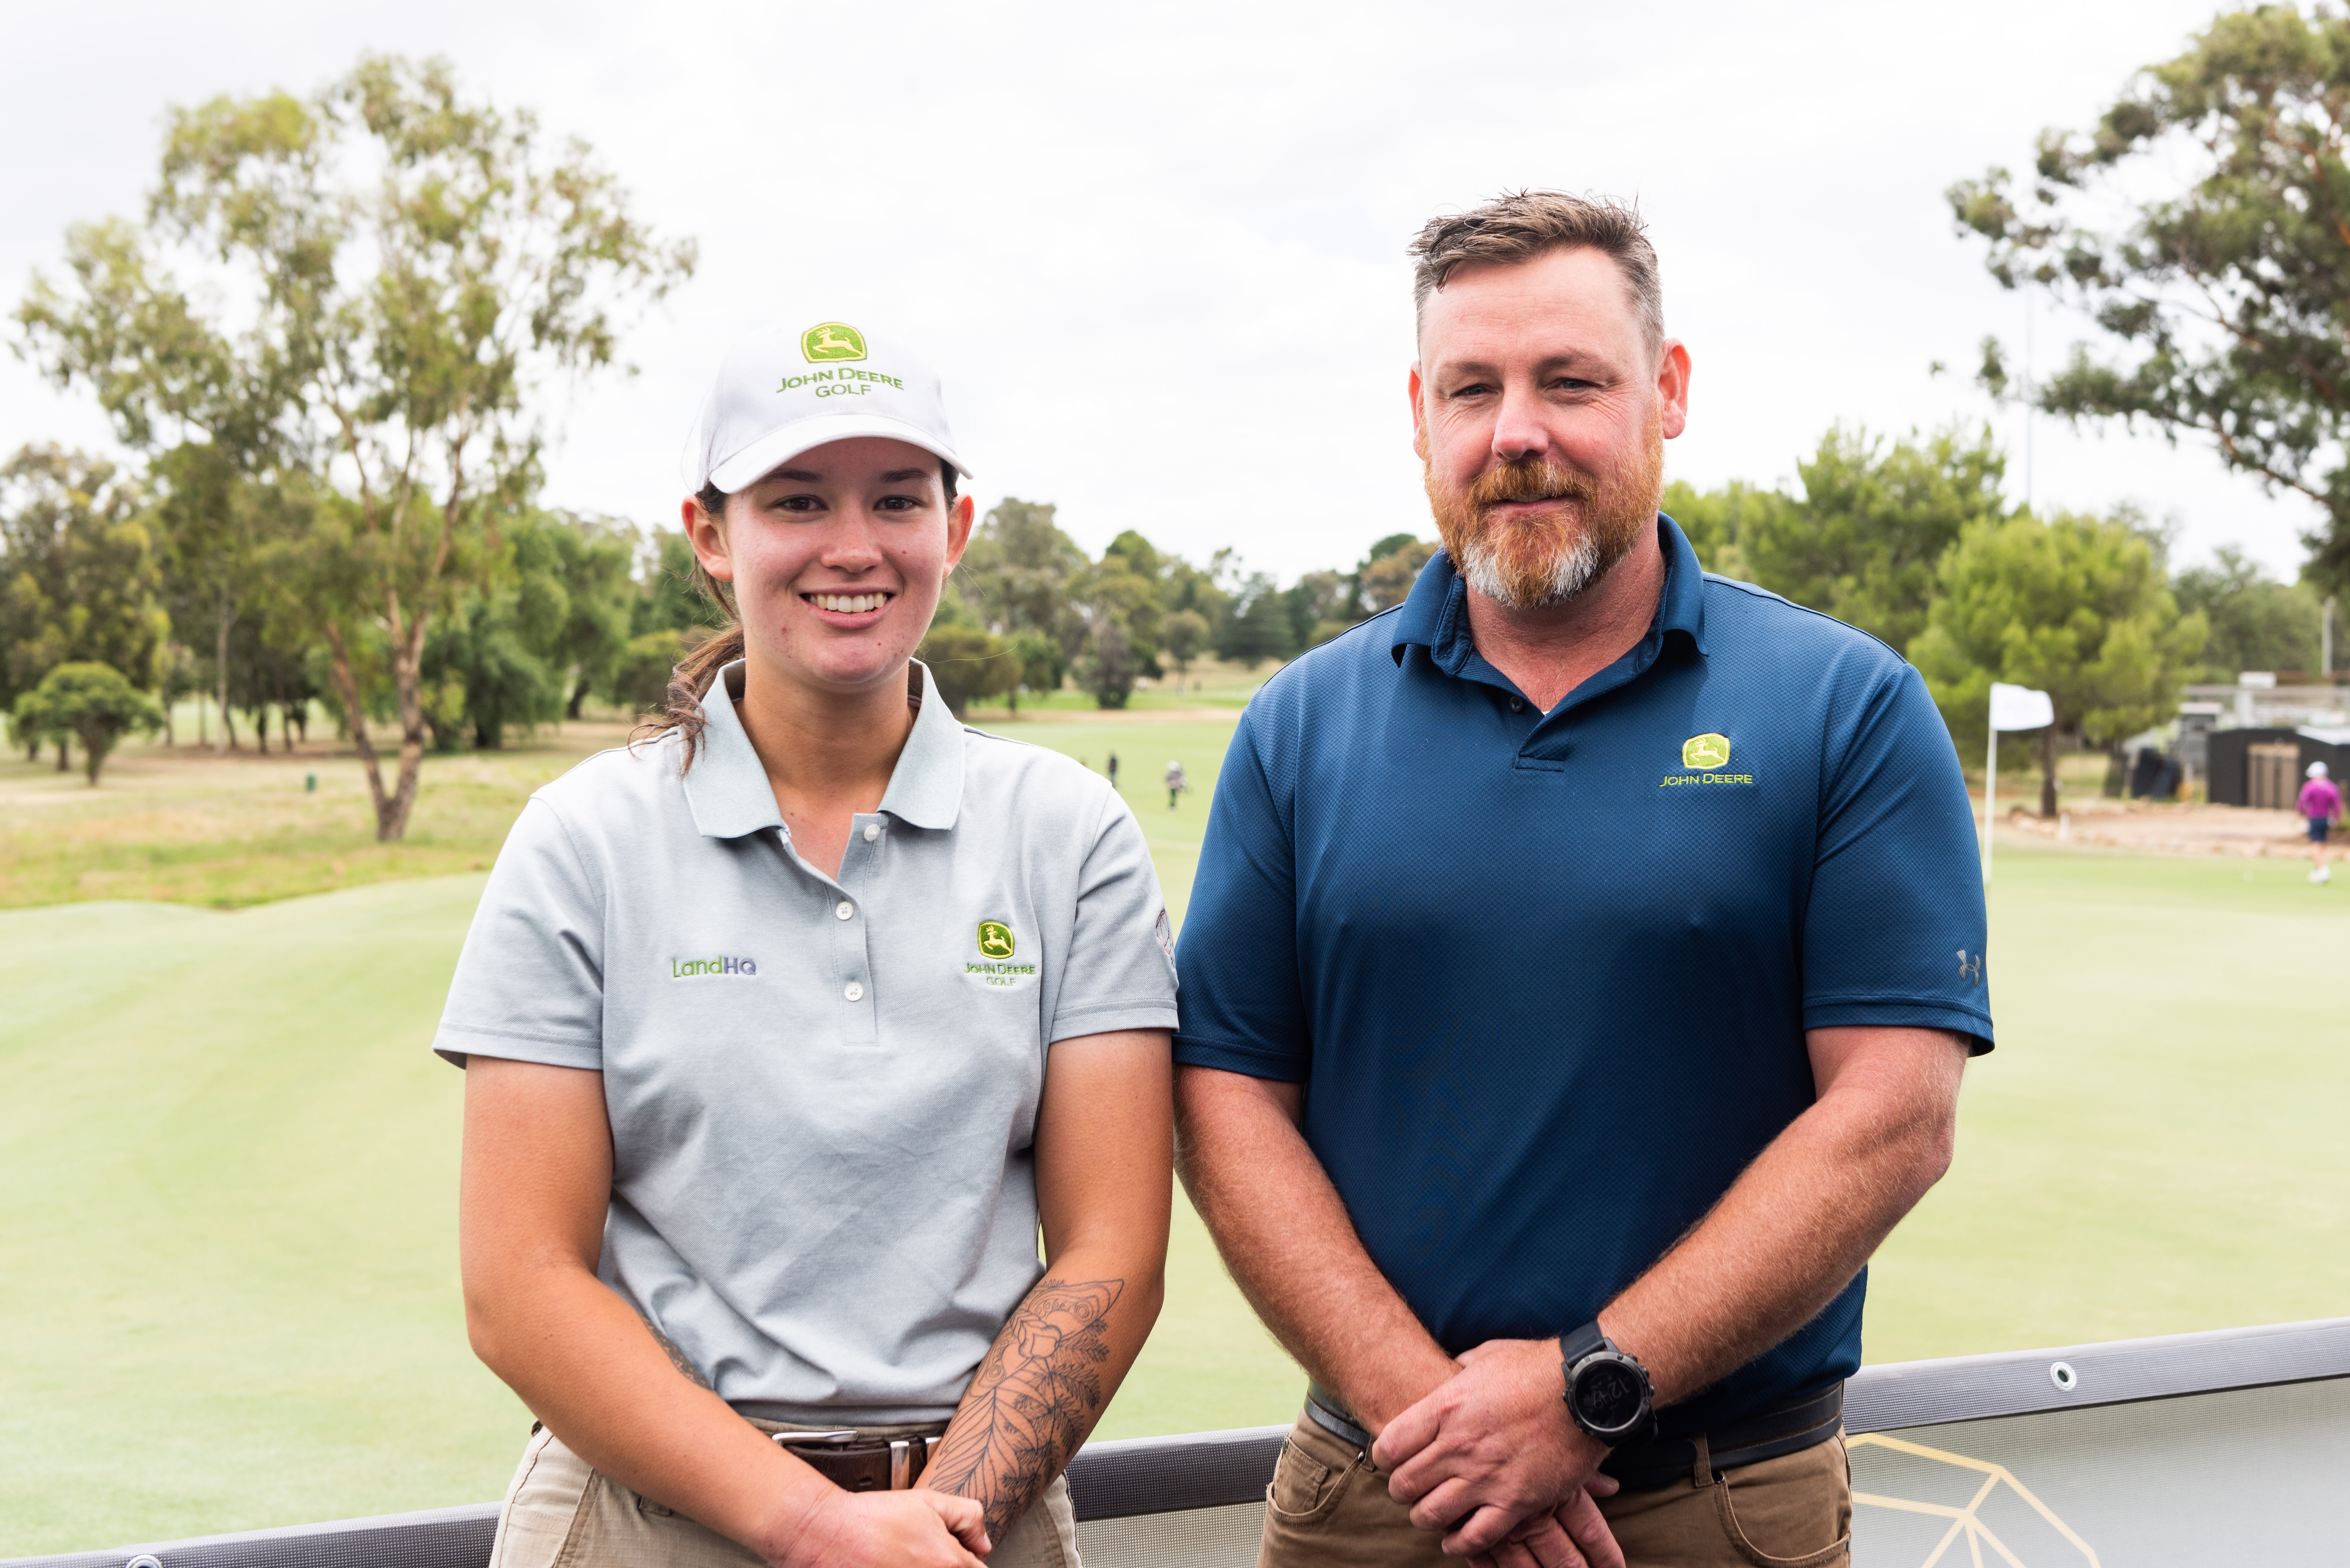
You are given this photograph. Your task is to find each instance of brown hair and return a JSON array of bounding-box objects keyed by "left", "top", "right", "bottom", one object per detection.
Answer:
[
  {"left": 1407, "top": 190, "right": 1664, "bottom": 352},
  {"left": 633, "top": 463, "right": 960, "bottom": 766}
]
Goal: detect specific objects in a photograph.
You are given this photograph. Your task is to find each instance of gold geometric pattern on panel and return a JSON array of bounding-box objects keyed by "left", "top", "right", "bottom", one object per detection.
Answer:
[{"left": 1847, "top": 1434, "right": 2100, "bottom": 1568}]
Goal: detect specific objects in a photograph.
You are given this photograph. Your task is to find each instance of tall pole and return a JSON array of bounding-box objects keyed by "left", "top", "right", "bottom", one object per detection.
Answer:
[
  {"left": 1983, "top": 724, "right": 1998, "bottom": 884},
  {"left": 2023, "top": 296, "right": 2035, "bottom": 514}
]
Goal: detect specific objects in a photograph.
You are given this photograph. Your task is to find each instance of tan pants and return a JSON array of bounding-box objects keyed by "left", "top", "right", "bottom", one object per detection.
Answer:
[
  {"left": 488, "top": 1421, "right": 1081, "bottom": 1568},
  {"left": 1259, "top": 1410, "right": 1851, "bottom": 1568}
]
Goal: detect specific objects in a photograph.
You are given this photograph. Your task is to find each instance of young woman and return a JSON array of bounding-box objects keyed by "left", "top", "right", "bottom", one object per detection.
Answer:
[{"left": 437, "top": 321, "right": 1178, "bottom": 1568}]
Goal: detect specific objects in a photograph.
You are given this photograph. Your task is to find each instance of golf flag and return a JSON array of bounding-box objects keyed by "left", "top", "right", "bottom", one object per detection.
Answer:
[
  {"left": 1990, "top": 682, "right": 2055, "bottom": 732},
  {"left": 1982, "top": 683, "right": 2052, "bottom": 883}
]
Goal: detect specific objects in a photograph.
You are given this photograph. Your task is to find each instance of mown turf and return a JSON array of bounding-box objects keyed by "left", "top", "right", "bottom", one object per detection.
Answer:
[
  {"left": 3, "top": 726, "right": 2347, "bottom": 1552},
  {"left": 1862, "top": 842, "right": 2350, "bottom": 1360}
]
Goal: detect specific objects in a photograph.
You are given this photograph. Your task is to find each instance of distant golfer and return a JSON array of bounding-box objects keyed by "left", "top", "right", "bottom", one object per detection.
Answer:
[
  {"left": 2303, "top": 760, "right": 2342, "bottom": 884},
  {"left": 1108, "top": 750, "right": 1120, "bottom": 790},
  {"left": 437, "top": 320, "right": 1178, "bottom": 1568},
  {"left": 1165, "top": 758, "right": 1189, "bottom": 810}
]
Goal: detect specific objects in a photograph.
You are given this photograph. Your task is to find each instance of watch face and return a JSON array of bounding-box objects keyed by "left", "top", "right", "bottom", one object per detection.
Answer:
[{"left": 1575, "top": 1360, "right": 1645, "bottom": 1433}]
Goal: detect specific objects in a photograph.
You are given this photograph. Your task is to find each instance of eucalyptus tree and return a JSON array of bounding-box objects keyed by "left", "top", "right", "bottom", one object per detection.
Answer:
[
  {"left": 1951, "top": 5, "right": 2350, "bottom": 589},
  {"left": 18, "top": 54, "right": 692, "bottom": 838}
]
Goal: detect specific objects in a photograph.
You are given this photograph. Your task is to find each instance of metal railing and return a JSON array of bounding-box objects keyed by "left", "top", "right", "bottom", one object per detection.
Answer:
[{"left": 11, "top": 1318, "right": 2348, "bottom": 1568}]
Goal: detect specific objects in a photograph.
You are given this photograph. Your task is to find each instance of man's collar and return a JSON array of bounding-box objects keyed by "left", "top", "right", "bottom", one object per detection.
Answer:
[
  {"left": 1388, "top": 514, "right": 1709, "bottom": 670},
  {"left": 681, "top": 659, "right": 964, "bottom": 840}
]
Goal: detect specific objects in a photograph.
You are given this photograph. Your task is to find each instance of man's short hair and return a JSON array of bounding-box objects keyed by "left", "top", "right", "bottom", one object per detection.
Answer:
[{"left": 1407, "top": 191, "right": 1664, "bottom": 353}]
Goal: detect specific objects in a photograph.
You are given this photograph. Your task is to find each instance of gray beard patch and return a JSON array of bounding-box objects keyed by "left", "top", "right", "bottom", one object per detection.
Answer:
[{"left": 1455, "top": 526, "right": 1602, "bottom": 611}]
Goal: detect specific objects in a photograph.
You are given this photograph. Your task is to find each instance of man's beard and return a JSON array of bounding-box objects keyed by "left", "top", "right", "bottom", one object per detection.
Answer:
[{"left": 1424, "top": 421, "right": 1663, "bottom": 611}]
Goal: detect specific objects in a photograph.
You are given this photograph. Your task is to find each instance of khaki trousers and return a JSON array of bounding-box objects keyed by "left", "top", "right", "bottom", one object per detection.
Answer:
[
  {"left": 488, "top": 1421, "right": 1081, "bottom": 1568},
  {"left": 1259, "top": 1410, "right": 1851, "bottom": 1568}
]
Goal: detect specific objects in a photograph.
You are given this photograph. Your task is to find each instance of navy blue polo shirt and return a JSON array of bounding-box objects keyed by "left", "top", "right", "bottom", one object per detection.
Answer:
[{"left": 1173, "top": 518, "right": 1992, "bottom": 1435}]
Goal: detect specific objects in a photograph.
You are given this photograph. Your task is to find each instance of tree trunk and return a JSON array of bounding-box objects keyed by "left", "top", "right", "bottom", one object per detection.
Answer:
[
  {"left": 380, "top": 591, "right": 432, "bottom": 841},
  {"left": 255, "top": 706, "right": 269, "bottom": 756},
  {"left": 2040, "top": 726, "right": 2060, "bottom": 818},
  {"left": 215, "top": 587, "right": 235, "bottom": 757},
  {"left": 323, "top": 620, "right": 396, "bottom": 838},
  {"left": 55, "top": 738, "right": 70, "bottom": 771}
]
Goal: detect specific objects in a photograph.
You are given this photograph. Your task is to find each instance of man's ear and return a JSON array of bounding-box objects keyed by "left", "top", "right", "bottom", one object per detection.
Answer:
[
  {"left": 681, "top": 494, "right": 735, "bottom": 583},
  {"left": 1656, "top": 340, "right": 1692, "bottom": 442},
  {"left": 1408, "top": 364, "right": 1429, "bottom": 462}
]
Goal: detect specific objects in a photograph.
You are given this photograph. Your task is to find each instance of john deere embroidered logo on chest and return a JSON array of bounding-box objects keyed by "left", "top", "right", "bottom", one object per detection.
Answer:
[
  {"left": 1683, "top": 733, "right": 1731, "bottom": 769},
  {"left": 1662, "top": 731, "right": 1755, "bottom": 789},
  {"left": 800, "top": 321, "right": 867, "bottom": 362},
  {"left": 967, "top": 917, "right": 1039, "bottom": 990}
]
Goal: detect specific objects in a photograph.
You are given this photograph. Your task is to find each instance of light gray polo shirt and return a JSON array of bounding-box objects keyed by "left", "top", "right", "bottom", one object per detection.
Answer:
[{"left": 434, "top": 661, "right": 1179, "bottom": 1422}]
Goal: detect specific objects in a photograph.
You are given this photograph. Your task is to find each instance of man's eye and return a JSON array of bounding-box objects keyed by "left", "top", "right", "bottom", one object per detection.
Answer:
[{"left": 1449, "top": 382, "right": 1494, "bottom": 399}]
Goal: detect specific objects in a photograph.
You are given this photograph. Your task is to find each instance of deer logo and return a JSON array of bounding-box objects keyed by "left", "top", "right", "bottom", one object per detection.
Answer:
[{"left": 799, "top": 321, "right": 869, "bottom": 363}]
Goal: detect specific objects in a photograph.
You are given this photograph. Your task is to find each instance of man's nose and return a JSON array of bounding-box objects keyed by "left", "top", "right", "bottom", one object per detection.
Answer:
[{"left": 1489, "top": 384, "right": 1551, "bottom": 465}]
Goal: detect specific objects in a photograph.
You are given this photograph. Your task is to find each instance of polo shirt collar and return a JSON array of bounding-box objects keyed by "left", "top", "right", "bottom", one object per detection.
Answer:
[
  {"left": 681, "top": 659, "right": 964, "bottom": 840},
  {"left": 1388, "top": 513, "right": 1710, "bottom": 674}
]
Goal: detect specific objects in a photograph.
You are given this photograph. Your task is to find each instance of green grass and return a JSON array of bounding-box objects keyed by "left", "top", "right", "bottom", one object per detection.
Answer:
[
  {"left": 1863, "top": 841, "right": 2350, "bottom": 1360},
  {"left": 0, "top": 726, "right": 627, "bottom": 910},
  {"left": 3, "top": 718, "right": 2348, "bottom": 1553}
]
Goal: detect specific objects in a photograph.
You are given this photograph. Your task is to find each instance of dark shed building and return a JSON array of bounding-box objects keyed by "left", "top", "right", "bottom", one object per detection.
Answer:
[{"left": 2207, "top": 728, "right": 2350, "bottom": 808}]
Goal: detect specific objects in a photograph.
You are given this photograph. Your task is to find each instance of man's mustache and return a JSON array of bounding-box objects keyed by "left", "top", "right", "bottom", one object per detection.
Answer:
[{"left": 1466, "top": 459, "right": 1599, "bottom": 512}]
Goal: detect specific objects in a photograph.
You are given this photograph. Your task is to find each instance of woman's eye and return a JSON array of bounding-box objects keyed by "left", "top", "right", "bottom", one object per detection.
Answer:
[
  {"left": 875, "top": 495, "right": 921, "bottom": 513},
  {"left": 777, "top": 495, "right": 822, "bottom": 513}
]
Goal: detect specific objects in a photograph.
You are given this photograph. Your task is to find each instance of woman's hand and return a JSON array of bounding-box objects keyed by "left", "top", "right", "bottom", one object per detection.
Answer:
[{"left": 772, "top": 1487, "right": 992, "bottom": 1567}]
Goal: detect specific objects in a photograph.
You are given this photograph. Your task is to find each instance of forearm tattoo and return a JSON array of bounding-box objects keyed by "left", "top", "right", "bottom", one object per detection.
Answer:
[{"left": 925, "top": 1276, "right": 1125, "bottom": 1542}]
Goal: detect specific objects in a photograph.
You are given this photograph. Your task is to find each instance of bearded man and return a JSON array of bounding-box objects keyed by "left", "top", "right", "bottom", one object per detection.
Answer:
[{"left": 1172, "top": 191, "right": 1992, "bottom": 1568}]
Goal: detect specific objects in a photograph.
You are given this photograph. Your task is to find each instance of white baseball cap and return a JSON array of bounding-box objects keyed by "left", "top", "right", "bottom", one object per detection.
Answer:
[
  {"left": 682, "top": 319, "right": 971, "bottom": 496},
  {"left": 2311, "top": 761, "right": 2331, "bottom": 779}
]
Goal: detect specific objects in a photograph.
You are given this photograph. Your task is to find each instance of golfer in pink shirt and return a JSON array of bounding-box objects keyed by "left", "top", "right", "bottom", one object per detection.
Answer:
[{"left": 2302, "top": 761, "right": 2344, "bottom": 884}]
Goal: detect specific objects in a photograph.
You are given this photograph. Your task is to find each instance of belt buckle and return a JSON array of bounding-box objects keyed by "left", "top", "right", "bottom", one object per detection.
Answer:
[{"left": 775, "top": 1429, "right": 941, "bottom": 1490}]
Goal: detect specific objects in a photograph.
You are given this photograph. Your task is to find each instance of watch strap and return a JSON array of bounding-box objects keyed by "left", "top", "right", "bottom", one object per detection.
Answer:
[{"left": 1559, "top": 1319, "right": 1611, "bottom": 1366}]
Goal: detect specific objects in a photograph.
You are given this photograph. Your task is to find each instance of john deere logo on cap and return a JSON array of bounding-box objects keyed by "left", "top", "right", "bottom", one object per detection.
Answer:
[
  {"left": 1682, "top": 733, "right": 1731, "bottom": 770},
  {"left": 800, "top": 322, "right": 868, "bottom": 363},
  {"left": 976, "top": 920, "right": 1016, "bottom": 960}
]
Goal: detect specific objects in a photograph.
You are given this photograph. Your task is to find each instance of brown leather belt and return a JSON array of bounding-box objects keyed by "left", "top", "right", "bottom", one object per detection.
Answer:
[
  {"left": 1601, "top": 1383, "right": 1845, "bottom": 1491},
  {"left": 775, "top": 1430, "right": 943, "bottom": 1492}
]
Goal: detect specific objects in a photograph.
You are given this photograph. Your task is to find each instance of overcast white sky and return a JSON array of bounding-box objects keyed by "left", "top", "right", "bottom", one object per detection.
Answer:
[{"left": 0, "top": 0, "right": 2321, "bottom": 583}]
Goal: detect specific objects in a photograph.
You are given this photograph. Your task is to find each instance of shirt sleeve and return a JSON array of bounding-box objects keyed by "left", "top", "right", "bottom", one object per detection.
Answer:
[
  {"left": 1045, "top": 790, "right": 1181, "bottom": 1044},
  {"left": 1170, "top": 707, "right": 1310, "bottom": 1080},
  {"left": 1802, "top": 660, "right": 1995, "bottom": 1053},
  {"left": 432, "top": 796, "right": 607, "bottom": 1070}
]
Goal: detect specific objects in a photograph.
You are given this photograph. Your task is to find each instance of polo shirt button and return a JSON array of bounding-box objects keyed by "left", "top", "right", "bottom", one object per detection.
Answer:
[
  {"left": 844, "top": 981, "right": 865, "bottom": 1002},
  {"left": 836, "top": 901, "right": 854, "bottom": 920},
  {"left": 862, "top": 823, "right": 881, "bottom": 843},
  {"left": 1510, "top": 695, "right": 1525, "bottom": 711}
]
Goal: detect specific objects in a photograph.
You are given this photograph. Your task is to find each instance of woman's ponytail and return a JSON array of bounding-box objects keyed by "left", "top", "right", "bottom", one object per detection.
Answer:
[{"left": 630, "top": 483, "right": 742, "bottom": 769}]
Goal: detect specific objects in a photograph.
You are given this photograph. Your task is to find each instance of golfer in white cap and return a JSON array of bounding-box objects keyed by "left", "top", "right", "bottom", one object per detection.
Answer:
[{"left": 441, "top": 320, "right": 1181, "bottom": 1568}]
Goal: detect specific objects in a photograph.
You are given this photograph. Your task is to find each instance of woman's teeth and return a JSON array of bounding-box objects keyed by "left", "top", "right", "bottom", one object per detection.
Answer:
[{"left": 810, "top": 593, "right": 887, "bottom": 614}]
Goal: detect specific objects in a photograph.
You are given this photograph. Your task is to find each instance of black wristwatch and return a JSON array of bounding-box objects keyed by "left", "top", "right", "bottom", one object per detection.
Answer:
[{"left": 1560, "top": 1320, "right": 1655, "bottom": 1448}]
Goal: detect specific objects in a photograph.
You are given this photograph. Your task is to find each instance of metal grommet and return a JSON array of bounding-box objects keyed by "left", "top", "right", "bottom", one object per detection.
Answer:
[
  {"left": 126, "top": 1556, "right": 164, "bottom": 1568},
  {"left": 2049, "top": 1361, "right": 2079, "bottom": 1393}
]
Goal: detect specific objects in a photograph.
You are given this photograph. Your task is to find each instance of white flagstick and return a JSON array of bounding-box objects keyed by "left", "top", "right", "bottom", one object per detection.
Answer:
[{"left": 1983, "top": 721, "right": 1998, "bottom": 884}]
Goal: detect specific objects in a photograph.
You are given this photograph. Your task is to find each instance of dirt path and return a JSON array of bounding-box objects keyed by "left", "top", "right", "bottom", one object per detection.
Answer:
[{"left": 1984, "top": 798, "right": 2313, "bottom": 858}]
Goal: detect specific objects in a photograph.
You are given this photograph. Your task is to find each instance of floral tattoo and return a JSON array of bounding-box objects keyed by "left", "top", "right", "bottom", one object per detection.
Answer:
[{"left": 924, "top": 1276, "right": 1125, "bottom": 1542}]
